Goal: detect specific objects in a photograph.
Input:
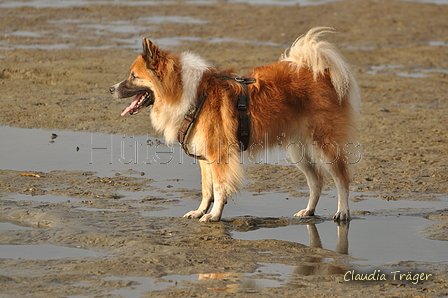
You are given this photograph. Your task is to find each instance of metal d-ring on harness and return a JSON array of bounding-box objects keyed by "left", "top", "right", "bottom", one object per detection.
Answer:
[{"left": 177, "top": 76, "right": 256, "bottom": 159}]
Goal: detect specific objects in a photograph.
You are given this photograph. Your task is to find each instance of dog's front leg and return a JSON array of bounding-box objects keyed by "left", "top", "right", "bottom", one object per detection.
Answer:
[
  {"left": 199, "top": 185, "right": 227, "bottom": 222},
  {"left": 187, "top": 149, "right": 242, "bottom": 222},
  {"left": 198, "top": 161, "right": 232, "bottom": 222},
  {"left": 199, "top": 159, "right": 240, "bottom": 222},
  {"left": 183, "top": 160, "right": 213, "bottom": 219}
]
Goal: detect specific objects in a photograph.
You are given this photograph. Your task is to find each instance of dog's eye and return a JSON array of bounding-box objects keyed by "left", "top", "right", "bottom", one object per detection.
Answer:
[{"left": 131, "top": 73, "right": 138, "bottom": 80}]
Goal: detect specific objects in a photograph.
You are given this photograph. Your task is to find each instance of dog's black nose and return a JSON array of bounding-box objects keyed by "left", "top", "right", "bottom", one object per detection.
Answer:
[{"left": 109, "top": 86, "right": 115, "bottom": 93}]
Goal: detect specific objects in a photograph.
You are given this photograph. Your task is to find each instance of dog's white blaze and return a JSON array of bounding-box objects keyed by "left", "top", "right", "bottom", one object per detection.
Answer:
[
  {"left": 153, "top": 52, "right": 211, "bottom": 145},
  {"left": 110, "top": 81, "right": 124, "bottom": 99}
]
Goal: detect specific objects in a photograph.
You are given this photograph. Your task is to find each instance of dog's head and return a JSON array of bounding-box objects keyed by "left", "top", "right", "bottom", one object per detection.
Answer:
[{"left": 110, "top": 38, "right": 178, "bottom": 116}]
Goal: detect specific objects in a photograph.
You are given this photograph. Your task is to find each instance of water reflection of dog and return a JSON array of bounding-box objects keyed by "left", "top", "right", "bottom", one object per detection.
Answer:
[
  {"left": 197, "top": 221, "right": 349, "bottom": 292},
  {"left": 292, "top": 222, "right": 349, "bottom": 277},
  {"left": 198, "top": 273, "right": 272, "bottom": 293}
]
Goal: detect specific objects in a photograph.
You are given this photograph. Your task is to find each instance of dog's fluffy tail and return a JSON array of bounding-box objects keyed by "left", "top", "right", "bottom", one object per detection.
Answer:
[{"left": 281, "top": 27, "right": 360, "bottom": 116}]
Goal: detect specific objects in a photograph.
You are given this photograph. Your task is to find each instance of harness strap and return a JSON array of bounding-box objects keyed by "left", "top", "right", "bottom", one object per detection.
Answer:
[
  {"left": 177, "top": 76, "right": 256, "bottom": 160},
  {"left": 220, "top": 76, "right": 256, "bottom": 152},
  {"left": 177, "top": 91, "right": 207, "bottom": 160}
]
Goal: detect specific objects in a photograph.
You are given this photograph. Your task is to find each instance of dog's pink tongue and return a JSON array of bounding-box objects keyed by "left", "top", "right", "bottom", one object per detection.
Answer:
[{"left": 120, "top": 94, "right": 142, "bottom": 116}]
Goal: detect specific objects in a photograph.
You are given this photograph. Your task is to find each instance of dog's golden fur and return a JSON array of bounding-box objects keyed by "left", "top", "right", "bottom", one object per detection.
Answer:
[{"left": 110, "top": 27, "right": 361, "bottom": 222}]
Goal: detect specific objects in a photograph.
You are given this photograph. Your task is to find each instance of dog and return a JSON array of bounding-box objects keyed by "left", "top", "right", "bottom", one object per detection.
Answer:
[{"left": 110, "top": 27, "right": 361, "bottom": 222}]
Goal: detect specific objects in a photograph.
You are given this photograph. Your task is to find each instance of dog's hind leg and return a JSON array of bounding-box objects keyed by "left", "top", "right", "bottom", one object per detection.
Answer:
[
  {"left": 329, "top": 160, "right": 351, "bottom": 221},
  {"left": 293, "top": 162, "right": 324, "bottom": 217},
  {"left": 288, "top": 143, "right": 324, "bottom": 217},
  {"left": 319, "top": 143, "right": 351, "bottom": 221},
  {"left": 183, "top": 160, "right": 214, "bottom": 219}
]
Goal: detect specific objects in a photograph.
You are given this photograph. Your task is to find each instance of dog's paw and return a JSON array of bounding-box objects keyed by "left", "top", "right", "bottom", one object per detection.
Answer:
[
  {"left": 183, "top": 210, "right": 204, "bottom": 219},
  {"left": 333, "top": 210, "right": 350, "bottom": 222},
  {"left": 199, "top": 213, "right": 220, "bottom": 222},
  {"left": 293, "top": 209, "right": 314, "bottom": 217}
]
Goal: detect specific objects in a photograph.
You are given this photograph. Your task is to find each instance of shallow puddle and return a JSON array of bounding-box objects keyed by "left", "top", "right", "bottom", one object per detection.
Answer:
[
  {"left": 0, "top": 0, "right": 173, "bottom": 8},
  {"left": 102, "top": 276, "right": 199, "bottom": 296},
  {"left": 429, "top": 41, "right": 448, "bottom": 46},
  {"left": 367, "top": 65, "right": 448, "bottom": 78},
  {"left": 2, "top": 32, "right": 285, "bottom": 51},
  {"left": 232, "top": 215, "right": 448, "bottom": 266},
  {"left": 0, "top": 244, "right": 101, "bottom": 260},
  {"left": 102, "top": 275, "right": 198, "bottom": 297},
  {"left": 0, "top": 0, "right": 341, "bottom": 9},
  {"left": 144, "top": 187, "right": 448, "bottom": 266},
  {"left": 1, "top": 0, "right": 334, "bottom": 52},
  {"left": 1, "top": 126, "right": 447, "bottom": 294},
  {"left": 4, "top": 193, "right": 80, "bottom": 204},
  {"left": 152, "top": 36, "right": 284, "bottom": 48},
  {"left": 100, "top": 263, "right": 321, "bottom": 296},
  {"left": 0, "top": 222, "right": 33, "bottom": 231},
  {"left": 0, "top": 126, "right": 199, "bottom": 179},
  {"left": 1, "top": 1, "right": 290, "bottom": 52},
  {"left": 229, "top": 0, "right": 340, "bottom": 5},
  {"left": 399, "top": 0, "right": 448, "bottom": 3},
  {"left": 0, "top": 125, "right": 290, "bottom": 179}
]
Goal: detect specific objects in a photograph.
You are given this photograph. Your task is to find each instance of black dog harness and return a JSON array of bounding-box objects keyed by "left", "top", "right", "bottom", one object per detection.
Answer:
[{"left": 178, "top": 76, "right": 256, "bottom": 159}]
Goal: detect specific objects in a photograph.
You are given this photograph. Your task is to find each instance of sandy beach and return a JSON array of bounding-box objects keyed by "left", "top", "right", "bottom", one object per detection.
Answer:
[{"left": 1, "top": 0, "right": 447, "bottom": 296}]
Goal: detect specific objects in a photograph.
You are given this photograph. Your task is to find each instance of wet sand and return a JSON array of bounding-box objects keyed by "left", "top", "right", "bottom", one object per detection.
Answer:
[{"left": 1, "top": 0, "right": 448, "bottom": 297}]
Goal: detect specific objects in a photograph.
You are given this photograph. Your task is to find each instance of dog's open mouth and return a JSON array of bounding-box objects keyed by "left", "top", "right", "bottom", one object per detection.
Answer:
[{"left": 121, "top": 91, "right": 155, "bottom": 116}]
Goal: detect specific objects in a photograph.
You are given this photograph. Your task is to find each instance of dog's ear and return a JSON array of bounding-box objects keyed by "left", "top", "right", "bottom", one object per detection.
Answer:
[{"left": 142, "top": 38, "right": 156, "bottom": 60}]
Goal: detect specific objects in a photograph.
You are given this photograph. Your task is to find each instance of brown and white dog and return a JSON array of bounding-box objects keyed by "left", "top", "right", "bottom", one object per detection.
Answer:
[{"left": 110, "top": 27, "right": 361, "bottom": 222}]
